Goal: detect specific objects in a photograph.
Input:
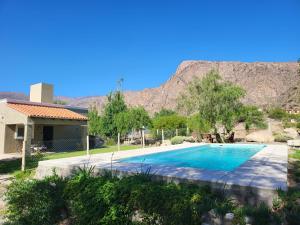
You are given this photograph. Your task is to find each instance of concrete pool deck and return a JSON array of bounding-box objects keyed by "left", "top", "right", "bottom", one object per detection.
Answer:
[{"left": 35, "top": 143, "right": 288, "bottom": 205}]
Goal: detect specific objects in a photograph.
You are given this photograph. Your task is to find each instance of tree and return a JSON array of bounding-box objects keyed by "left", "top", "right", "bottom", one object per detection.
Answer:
[
  {"left": 114, "top": 111, "right": 131, "bottom": 137},
  {"left": 101, "top": 91, "right": 127, "bottom": 139},
  {"left": 152, "top": 114, "right": 187, "bottom": 130},
  {"left": 87, "top": 106, "right": 102, "bottom": 135},
  {"left": 129, "top": 107, "right": 151, "bottom": 131},
  {"left": 177, "top": 70, "right": 245, "bottom": 141},
  {"left": 238, "top": 105, "right": 267, "bottom": 130},
  {"left": 187, "top": 114, "right": 211, "bottom": 134},
  {"left": 114, "top": 107, "right": 151, "bottom": 138},
  {"left": 154, "top": 108, "right": 176, "bottom": 118}
]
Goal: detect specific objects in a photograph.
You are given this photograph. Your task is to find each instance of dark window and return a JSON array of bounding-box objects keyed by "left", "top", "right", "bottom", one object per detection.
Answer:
[{"left": 16, "top": 126, "right": 24, "bottom": 139}]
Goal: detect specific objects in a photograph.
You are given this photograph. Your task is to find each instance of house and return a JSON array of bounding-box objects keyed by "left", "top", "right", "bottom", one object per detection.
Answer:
[{"left": 0, "top": 83, "right": 88, "bottom": 156}]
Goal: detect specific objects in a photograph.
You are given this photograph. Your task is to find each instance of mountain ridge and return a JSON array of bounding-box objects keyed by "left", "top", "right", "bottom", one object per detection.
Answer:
[{"left": 1, "top": 60, "right": 299, "bottom": 114}]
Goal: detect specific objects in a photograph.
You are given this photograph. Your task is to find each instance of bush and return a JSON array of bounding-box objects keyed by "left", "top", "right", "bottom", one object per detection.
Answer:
[
  {"left": 5, "top": 175, "right": 66, "bottom": 225},
  {"left": 171, "top": 136, "right": 185, "bottom": 145},
  {"left": 4, "top": 169, "right": 285, "bottom": 225},
  {"left": 297, "top": 122, "right": 300, "bottom": 129},
  {"left": 105, "top": 138, "right": 116, "bottom": 146},
  {"left": 274, "top": 133, "right": 292, "bottom": 142},
  {"left": 268, "top": 107, "right": 287, "bottom": 120}
]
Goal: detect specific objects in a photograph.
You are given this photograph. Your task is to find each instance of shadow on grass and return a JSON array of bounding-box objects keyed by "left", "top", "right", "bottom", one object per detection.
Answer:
[{"left": 0, "top": 155, "right": 44, "bottom": 175}]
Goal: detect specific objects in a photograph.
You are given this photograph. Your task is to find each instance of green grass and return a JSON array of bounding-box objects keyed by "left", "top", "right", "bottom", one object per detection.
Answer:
[
  {"left": 290, "top": 150, "right": 300, "bottom": 160},
  {"left": 0, "top": 145, "right": 140, "bottom": 177}
]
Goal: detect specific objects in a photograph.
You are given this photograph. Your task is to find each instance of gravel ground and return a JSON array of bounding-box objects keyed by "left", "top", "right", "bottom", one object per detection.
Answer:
[{"left": 0, "top": 175, "right": 13, "bottom": 225}]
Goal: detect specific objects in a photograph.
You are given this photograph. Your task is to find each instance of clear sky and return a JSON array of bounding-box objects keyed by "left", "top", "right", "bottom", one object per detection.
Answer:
[{"left": 0, "top": 0, "right": 299, "bottom": 97}]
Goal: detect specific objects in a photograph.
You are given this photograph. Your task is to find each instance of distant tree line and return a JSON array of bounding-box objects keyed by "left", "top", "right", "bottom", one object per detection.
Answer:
[{"left": 88, "top": 70, "right": 268, "bottom": 143}]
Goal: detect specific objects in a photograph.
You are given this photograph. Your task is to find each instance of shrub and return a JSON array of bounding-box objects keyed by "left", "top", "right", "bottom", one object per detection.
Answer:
[
  {"left": 297, "top": 122, "right": 300, "bottom": 129},
  {"left": 4, "top": 169, "right": 285, "bottom": 225},
  {"left": 268, "top": 107, "right": 287, "bottom": 120},
  {"left": 105, "top": 138, "right": 116, "bottom": 146},
  {"left": 171, "top": 136, "right": 185, "bottom": 145},
  {"left": 5, "top": 175, "right": 66, "bottom": 225},
  {"left": 274, "top": 133, "right": 292, "bottom": 142}
]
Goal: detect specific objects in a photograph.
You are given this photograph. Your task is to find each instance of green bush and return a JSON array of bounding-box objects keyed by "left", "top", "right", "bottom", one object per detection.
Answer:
[
  {"left": 268, "top": 107, "right": 287, "bottom": 120},
  {"left": 274, "top": 133, "right": 292, "bottom": 142},
  {"left": 4, "top": 168, "right": 285, "bottom": 225},
  {"left": 5, "top": 175, "right": 66, "bottom": 225},
  {"left": 105, "top": 138, "right": 116, "bottom": 146},
  {"left": 171, "top": 136, "right": 185, "bottom": 145},
  {"left": 297, "top": 122, "right": 300, "bottom": 129}
]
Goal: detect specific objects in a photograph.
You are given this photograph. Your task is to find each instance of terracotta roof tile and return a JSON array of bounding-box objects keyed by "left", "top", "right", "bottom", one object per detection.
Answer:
[{"left": 7, "top": 103, "right": 88, "bottom": 121}]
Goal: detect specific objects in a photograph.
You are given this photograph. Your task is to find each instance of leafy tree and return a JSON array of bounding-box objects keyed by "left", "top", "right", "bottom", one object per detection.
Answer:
[
  {"left": 101, "top": 91, "right": 127, "bottom": 139},
  {"left": 187, "top": 114, "right": 211, "bottom": 134},
  {"left": 177, "top": 70, "right": 245, "bottom": 140},
  {"left": 238, "top": 105, "right": 267, "bottom": 130},
  {"left": 88, "top": 105, "right": 102, "bottom": 135},
  {"left": 154, "top": 108, "right": 176, "bottom": 118},
  {"left": 114, "top": 111, "right": 131, "bottom": 137},
  {"left": 129, "top": 106, "right": 152, "bottom": 130},
  {"left": 152, "top": 114, "right": 187, "bottom": 130}
]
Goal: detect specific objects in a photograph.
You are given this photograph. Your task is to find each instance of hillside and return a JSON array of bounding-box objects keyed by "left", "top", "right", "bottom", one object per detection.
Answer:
[{"left": 1, "top": 61, "right": 299, "bottom": 114}]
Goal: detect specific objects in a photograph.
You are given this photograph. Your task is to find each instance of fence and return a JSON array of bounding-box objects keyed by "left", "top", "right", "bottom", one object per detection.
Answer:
[
  {"left": 31, "top": 137, "right": 86, "bottom": 153},
  {"left": 151, "top": 128, "right": 190, "bottom": 140}
]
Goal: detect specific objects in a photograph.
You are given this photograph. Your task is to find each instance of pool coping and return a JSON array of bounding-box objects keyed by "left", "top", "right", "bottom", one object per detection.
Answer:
[{"left": 36, "top": 143, "right": 288, "bottom": 192}]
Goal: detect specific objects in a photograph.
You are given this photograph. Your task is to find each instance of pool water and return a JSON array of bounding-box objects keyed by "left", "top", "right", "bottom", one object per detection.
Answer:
[{"left": 120, "top": 144, "right": 266, "bottom": 171}]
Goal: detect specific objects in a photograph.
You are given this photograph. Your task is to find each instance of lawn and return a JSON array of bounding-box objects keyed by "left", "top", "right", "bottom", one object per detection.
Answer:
[{"left": 0, "top": 145, "right": 140, "bottom": 177}]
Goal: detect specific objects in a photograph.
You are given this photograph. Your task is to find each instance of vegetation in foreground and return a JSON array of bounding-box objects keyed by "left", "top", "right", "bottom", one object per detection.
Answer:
[{"left": 3, "top": 168, "right": 291, "bottom": 225}]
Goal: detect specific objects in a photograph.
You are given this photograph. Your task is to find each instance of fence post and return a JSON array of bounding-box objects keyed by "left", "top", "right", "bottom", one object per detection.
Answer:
[
  {"left": 117, "top": 133, "right": 120, "bottom": 151},
  {"left": 142, "top": 129, "right": 145, "bottom": 148},
  {"left": 176, "top": 128, "right": 178, "bottom": 136},
  {"left": 162, "top": 129, "right": 164, "bottom": 144},
  {"left": 86, "top": 135, "right": 90, "bottom": 156}
]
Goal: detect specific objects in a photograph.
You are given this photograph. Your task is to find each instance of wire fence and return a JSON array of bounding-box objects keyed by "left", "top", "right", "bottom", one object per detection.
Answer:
[{"left": 31, "top": 138, "right": 86, "bottom": 153}]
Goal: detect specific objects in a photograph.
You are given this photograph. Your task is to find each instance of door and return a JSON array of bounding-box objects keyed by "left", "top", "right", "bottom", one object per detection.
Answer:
[{"left": 43, "top": 126, "right": 54, "bottom": 149}]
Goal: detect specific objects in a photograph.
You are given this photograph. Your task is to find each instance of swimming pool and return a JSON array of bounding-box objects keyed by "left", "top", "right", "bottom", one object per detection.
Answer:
[{"left": 120, "top": 144, "right": 266, "bottom": 171}]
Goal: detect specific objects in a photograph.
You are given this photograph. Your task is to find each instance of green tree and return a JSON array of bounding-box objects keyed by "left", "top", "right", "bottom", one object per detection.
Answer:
[
  {"left": 152, "top": 114, "right": 187, "bottom": 130},
  {"left": 154, "top": 108, "right": 176, "bottom": 118},
  {"left": 129, "top": 106, "right": 151, "bottom": 130},
  {"left": 101, "top": 91, "right": 127, "bottom": 139},
  {"left": 114, "top": 111, "right": 131, "bottom": 137},
  {"left": 238, "top": 105, "right": 267, "bottom": 130},
  {"left": 87, "top": 105, "right": 102, "bottom": 135},
  {"left": 187, "top": 114, "right": 211, "bottom": 134},
  {"left": 177, "top": 70, "right": 245, "bottom": 141}
]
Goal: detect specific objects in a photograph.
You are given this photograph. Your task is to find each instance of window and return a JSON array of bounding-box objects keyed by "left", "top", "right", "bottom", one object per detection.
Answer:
[{"left": 15, "top": 125, "right": 24, "bottom": 140}]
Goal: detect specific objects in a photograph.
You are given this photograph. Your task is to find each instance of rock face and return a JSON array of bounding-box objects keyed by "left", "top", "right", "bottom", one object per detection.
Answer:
[
  {"left": 62, "top": 61, "right": 300, "bottom": 114},
  {"left": 1, "top": 61, "right": 299, "bottom": 114}
]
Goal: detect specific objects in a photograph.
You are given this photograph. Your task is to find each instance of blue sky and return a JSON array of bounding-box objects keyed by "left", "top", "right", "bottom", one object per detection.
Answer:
[{"left": 0, "top": 0, "right": 299, "bottom": 97}]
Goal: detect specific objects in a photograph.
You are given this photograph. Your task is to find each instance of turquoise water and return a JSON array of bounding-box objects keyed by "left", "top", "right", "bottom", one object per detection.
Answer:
[{"left": 120, "top": 144, "right": 266, "bottom": 171}]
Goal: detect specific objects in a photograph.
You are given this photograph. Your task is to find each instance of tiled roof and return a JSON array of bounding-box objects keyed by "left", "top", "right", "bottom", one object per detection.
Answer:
[{"left": 7, "top": 103, "right": 88, "bottom": 121}]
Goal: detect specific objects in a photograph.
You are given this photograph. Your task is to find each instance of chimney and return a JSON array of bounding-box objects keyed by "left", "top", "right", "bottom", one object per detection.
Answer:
[{"left": 30, "top": 83, "right": 53, "bottom": 104}]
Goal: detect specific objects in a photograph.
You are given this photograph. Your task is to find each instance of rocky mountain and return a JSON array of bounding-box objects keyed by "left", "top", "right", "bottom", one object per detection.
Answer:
[{"left": 1, "top": 61, "right": 299, "bottom": 114}]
